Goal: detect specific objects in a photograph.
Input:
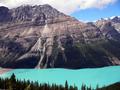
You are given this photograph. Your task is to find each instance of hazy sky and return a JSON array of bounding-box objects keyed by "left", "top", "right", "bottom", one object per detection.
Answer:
[{"left": 0, "top": 0, "right": 120, "bottom": 21}]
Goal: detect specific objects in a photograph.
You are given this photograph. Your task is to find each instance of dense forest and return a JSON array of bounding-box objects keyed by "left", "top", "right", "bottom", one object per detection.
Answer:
[{"left": 0, "top": 74, "right": 120, "bottom": 90}]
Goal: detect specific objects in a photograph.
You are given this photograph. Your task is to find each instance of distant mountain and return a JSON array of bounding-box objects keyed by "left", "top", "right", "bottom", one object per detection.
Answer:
[
  {"left": 0, "top": 5, "right": 120, "bottom": 69},
  {"left": 95, "top": 16, "right": 120, "bottom": 33}
]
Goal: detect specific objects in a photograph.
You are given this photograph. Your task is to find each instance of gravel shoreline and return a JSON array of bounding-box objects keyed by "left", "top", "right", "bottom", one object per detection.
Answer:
[{"left": 0, "top": 68, "right": 12, "bottom": 74}]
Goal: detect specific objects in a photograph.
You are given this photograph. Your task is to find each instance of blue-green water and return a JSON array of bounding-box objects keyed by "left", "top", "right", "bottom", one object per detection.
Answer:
[{"left": 0, "top": 66, "right": 120, "bottom": 89}]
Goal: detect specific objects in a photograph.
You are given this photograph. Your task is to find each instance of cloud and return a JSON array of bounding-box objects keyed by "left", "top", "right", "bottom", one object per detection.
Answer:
[{"left": 0, "top": 0, "right": 117, "bottom": 14}]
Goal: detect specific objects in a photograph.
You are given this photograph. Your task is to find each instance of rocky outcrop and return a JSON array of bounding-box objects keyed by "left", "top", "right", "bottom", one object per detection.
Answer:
[
  {"left": 0, "top": 5, "right": 120, "bottom": 69},
  {"left": 111, "top": 16, "right": 120, "bottom": 23},
  {"left": 0, "top": 6, "right": 11, "bottom": 23},
  {"left": 111, "top": 17, "right": 120, "bottom": 33},
  {"left": 96, "top": 20, "right": 120, "bottom": 41},
  {"left": 95, "top": 16, "right": 120, "bottom": 33}
]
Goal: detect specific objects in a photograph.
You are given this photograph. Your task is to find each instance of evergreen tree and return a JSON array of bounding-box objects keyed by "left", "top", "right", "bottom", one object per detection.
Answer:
[
  {"left": 96, "top": 84, "right": 99, "bottom": 90},
  {"left": 81, "top": 84, "right": 86, "bottom": 90},
  {"left": 0, "top": 74, "right": 120, "bottom": 90},
  {"left": 69, "top": 86, "right": 74, "bottom": 90},
  {"left": 73, "top": 84, "right": 78, "bottom": 90},
  {"left": 8, "top": 73, "right": 16, "bottom": 90},
  {"left": 65, "top": 80, "right": 68, "bottom": 90}
]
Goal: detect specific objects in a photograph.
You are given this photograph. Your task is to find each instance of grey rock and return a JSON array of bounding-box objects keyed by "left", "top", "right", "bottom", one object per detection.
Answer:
[{"left": 0, "top": 5, "right": 120, "bottom": 69}]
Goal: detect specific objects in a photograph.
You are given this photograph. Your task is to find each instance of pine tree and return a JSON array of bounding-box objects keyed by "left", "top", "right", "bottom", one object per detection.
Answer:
[
  {"left": 96, "top": 84, "right": 99, "bottom": 90},
  {"left": 81, "top": 84, "right": 86, "bottom": 90},
  {"left": 73, "top": 85, "right": 78, "bottom": 90},
  {"left": 8, "top": 73, "right": 16, "bottom": 90},
  {"left": 65, "top": 80, "right": 68, "bottom": 90},
  {"left": 69, "top": 86, "right": 74, "bottom": 90}
]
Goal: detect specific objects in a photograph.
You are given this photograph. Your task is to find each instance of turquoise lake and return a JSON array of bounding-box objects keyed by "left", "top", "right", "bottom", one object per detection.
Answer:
[{"left": 0, "top": 66, "right": 120, "bottom": 89}]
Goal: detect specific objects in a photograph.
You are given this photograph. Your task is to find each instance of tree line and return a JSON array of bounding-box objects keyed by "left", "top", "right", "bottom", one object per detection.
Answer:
[{"left": 0, "top": 73, "right": 120, "bottom": 90}]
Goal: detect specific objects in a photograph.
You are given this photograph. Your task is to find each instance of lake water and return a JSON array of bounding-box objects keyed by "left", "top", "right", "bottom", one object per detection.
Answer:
[{"left": 0, "top": 66, "right": 120, "bottom": 89}]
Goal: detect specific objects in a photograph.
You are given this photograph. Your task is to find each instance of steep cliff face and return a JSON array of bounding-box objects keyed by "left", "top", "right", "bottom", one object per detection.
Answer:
[
  {"left": 111, "top": 16, "right": 120, "bottom": 33},
  {"left": 95, "top": 16, "right": 120, "bottom": 33},
  {"left": 0, "top": 5, "right": 120, "bottom": 69},
  {"left": 0, "top": 6, "right": 11, "bottom": 22},
  {"left": 95, "top": 20, "right": 120, "bottom": 41}
]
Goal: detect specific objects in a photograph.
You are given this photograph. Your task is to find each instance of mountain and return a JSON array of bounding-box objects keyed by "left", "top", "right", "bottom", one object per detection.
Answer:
[
  {"left": 95, "top": 16, "right": 120, "bottom": 33},
  {"left": 0, "top": 5, "right": 120, "bottom": 69}
]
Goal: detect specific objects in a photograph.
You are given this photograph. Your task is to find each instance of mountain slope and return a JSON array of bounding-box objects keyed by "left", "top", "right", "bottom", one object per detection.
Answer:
[{"left": 0, "top": 5, "right": 120, "bottom": 69}]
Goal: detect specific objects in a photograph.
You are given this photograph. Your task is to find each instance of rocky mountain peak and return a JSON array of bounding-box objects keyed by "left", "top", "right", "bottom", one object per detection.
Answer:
[
  {"left": 0, "top": 6, "right": 11, "bottom": 22},
  {"left": 111, "top": 16, "right": 120, "bottom": 23},
  {"left": 0, "top": 4, "right": 68, "bottom": 25},
  {"left": 0, "top": 5, "right": 120, "bottom": 69},
  {"left": 0, "top": 4, "right": 80, "bottom": 29}
]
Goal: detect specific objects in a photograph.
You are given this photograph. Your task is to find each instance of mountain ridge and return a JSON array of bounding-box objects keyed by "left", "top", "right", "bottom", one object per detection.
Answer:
[{"left": 0, "top": 5, "right": 120, "bottom": 69}]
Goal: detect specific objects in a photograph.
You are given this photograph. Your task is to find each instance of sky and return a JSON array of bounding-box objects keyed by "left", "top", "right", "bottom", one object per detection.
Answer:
[{"left": 0, "top": 0, "right": 120, "bottom": 22}]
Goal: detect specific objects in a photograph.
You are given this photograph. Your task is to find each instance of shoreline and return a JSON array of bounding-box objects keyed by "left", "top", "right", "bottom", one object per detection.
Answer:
[{"left": 0, "top": 68, "right": 12, "bottom": 75}]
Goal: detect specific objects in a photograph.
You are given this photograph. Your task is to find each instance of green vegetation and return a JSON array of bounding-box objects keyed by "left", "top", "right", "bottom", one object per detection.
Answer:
[
  {"left": 76, "top": 40, "right": 120, "bottom": 59},
  {"left": 0, "top": 74, "right": 120, "bottom": 90},
  {"left": 99, "top": 83, "right": 120, "bottom": 90},
  {"left": 63, "top": 39, "right": 120, "bottom": 68}
]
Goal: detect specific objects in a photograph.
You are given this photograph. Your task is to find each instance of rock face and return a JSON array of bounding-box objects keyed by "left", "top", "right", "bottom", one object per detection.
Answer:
[
  {"left": 111, "top": 16, "right": 120, "bottom": 23},
  {"left": 111, "top": 16, "right": 120, "bottom": 33},
  {"left": 0, "top": 6, "right": 11, "bottom": 22},
  {"left": 96, "top": 16, "right": 120, "bottom": 33},
  {"left": 0, "top": 5, "right": 120, "bottom": 69},
  {"left": 96, "top": 20, "right": 120, "bottom": 41}
]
